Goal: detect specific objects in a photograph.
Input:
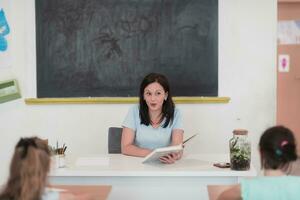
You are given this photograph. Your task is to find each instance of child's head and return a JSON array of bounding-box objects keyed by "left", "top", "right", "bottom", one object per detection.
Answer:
[
  {"left": 259, "top": 126, "right": 297, "bottom": 170},
  {"left": 0, "top": 137, "right": 50, "bottom": 200}
]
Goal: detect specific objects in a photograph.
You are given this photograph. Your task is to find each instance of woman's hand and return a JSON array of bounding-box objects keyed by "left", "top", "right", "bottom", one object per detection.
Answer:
[
  {"left": 159, "top": 150, "right": 183, "bottom": 164},
  {"left": 162, "top": 128, "right": 184, "bottom": 164},
  {"left": 159, "top": 153, "right": 176, "bottom": 164}
]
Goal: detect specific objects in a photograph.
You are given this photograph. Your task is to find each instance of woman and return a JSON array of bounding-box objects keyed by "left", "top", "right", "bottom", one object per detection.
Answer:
[
  {"left": 218, "top": 126, "right": 300, "bottom": 200},
  {"left": 0, "top": 137, "right": 85, "bottom": 200},
  {"left": 121, "top": 73, "right": 184, "bottom": 164}
]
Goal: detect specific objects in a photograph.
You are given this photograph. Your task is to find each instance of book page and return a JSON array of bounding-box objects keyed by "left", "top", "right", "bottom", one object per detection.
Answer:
[{"left": 142, "top": 145, "right": 183, "bottom": 163}]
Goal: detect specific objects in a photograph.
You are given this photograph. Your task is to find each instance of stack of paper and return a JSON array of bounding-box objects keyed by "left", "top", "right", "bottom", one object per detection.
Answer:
[{"left": 76, "top": 156, "right": 110, "bottom": 166}]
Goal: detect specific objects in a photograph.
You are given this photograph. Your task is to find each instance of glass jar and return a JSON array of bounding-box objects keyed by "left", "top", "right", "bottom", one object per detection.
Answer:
[{"left": 229, "top": 129, "right": 251, "bottom": 170}]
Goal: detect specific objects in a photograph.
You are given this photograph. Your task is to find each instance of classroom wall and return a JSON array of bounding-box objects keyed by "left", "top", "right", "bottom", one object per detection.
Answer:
[{"left": 0, "top": 0, "right": 277, "bottom": 184}]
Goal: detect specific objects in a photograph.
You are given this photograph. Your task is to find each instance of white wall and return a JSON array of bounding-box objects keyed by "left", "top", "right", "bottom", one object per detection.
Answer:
[{"left": 0, "top": 0, "right": 277, "bottom": 184}]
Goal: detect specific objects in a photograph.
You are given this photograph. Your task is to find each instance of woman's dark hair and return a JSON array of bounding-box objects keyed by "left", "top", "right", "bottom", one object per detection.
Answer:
[
  {"left": 259, "top": 126, "right": 297, "bottom": 170},
  {"left": 139, "top": 73, "right": 175, "bottom": 128}
]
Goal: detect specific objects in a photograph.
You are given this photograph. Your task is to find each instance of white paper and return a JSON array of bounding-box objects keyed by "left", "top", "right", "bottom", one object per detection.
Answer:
[
  {"left": 278, "top": 20, "right": 300, "bottom": 45},
  {"left": 76, "top": 156, "right": 110, "bottom": 166}
]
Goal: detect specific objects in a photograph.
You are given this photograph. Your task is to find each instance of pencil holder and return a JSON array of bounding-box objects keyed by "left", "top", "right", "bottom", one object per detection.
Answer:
[{"left": 53, "top": 154, "right": 66, "bottom": 168}]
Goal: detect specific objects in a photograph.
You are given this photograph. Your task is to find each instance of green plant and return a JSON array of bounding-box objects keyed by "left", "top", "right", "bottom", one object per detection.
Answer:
[{"left": 230, "top": 139, "right": 251, "bottom": 170}]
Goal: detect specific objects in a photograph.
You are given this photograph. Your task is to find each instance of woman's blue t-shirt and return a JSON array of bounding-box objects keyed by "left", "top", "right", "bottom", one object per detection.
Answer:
[{"left": 122, "top": 104, "right": 183, "bottom": 150}]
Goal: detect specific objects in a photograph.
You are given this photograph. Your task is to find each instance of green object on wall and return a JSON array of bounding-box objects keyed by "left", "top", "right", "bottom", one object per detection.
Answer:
[{"left": 0, "top": 79, "right": 21, "bottom": 103}]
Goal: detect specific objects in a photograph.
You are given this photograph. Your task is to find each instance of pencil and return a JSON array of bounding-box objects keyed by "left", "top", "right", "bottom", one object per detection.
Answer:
[{"left": 183, "top": 134, "right": 198, "bottom": 144}]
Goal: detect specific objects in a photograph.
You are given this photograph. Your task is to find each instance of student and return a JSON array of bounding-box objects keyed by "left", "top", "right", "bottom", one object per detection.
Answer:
[
  {"left": 0, "top": 137, "right": 86, "bottom": 200},
  {"left": 218, "top": 126, "right": 300, "bottom": 200},
  {"left": 121, "top": 73, "right": 184, "bottom": 164}
]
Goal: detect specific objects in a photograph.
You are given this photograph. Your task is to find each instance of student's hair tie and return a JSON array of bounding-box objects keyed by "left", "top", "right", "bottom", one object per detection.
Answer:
[
  {"left": 16, "top": 138, "right": 37, "bottom": 158},
  {"left": 275, "top": 149, "right": 283, "bottom": 156},
  {"left": 280, "top": 140, "right": 288, "bottom": 148}
]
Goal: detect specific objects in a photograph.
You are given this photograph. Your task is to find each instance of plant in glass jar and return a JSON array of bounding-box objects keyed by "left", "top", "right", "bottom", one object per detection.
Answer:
[{"left": 229, "top": 129, "right": 251, "bottom": 170}]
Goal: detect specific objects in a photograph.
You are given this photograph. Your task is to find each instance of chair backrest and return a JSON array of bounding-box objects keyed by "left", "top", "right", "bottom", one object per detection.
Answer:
[{"left": 108, "top": 127, "right": 123, "bottom": 154}]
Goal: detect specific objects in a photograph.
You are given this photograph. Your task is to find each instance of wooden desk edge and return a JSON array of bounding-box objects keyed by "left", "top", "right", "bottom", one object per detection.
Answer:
[{"left": 51, "top": 185, "right": 112, "bottom": 200}]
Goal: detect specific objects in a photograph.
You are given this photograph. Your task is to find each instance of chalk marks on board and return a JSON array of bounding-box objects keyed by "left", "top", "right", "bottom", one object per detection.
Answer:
[{"left": 36, "top": 0, "right": 218, "bottom": 97}]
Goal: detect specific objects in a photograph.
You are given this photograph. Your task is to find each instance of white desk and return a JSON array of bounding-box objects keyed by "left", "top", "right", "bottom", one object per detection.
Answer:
[{"left": 49, "top": 154, "right": 256, "bottom": 200}]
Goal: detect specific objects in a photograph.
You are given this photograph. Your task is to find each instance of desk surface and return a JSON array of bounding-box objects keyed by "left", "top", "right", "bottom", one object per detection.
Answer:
[{"left": 50, "top": 154, "right": 256, "bottom": 177}]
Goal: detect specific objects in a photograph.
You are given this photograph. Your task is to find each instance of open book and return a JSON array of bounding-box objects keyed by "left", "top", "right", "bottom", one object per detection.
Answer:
[
  {"left": 142, "top": 134, "right": 197, "bottom": 164},
  {"left": 142, "top": 144, "right": 183, "bottom": 163}
]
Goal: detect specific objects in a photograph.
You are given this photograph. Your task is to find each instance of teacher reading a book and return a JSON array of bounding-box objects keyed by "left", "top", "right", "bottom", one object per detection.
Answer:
[{"left": 121, "top": 73, "right": 184, "bottom": 164}]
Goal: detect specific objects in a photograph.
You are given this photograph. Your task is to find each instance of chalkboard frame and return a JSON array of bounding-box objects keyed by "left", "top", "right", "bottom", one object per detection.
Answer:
[{"left": 25, "top": 97, "right": 230, "bottom": 104}]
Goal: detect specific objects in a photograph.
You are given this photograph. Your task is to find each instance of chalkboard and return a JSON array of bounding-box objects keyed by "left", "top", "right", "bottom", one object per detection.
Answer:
[{"left": 36, "top": 0, "right": 218, "bottom": 98}]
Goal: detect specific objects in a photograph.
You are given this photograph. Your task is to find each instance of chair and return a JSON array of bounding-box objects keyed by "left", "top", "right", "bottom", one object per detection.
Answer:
[{"left": 108, "top": 127, "right": 123, "bottom": 153}]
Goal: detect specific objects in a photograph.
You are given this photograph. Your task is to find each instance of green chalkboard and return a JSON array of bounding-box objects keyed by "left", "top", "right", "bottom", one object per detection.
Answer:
[{"left": 36, "top": 0, "right": 218, "bottom": 97}]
